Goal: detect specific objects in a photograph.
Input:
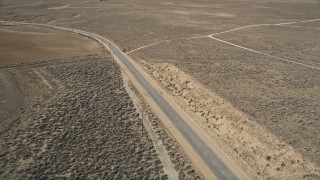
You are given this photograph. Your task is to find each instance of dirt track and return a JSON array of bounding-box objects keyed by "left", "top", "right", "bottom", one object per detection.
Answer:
[
  {"left": 1, "top": 0, "right": 319, "bottom": 178},
  {"left": 131, "top": 35, "right": 320, "bottom": 170},
  {"left": 137, "top": 59, "right": 320, "bottom": 179}
]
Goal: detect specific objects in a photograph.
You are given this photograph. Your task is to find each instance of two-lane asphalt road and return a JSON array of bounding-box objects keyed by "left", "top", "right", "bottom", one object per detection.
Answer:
[
  {"left": 0, "top": 20, "right": 246, "bottom": 179},
  {"left": 90, "top": 31, "right": 240, "bottom": 180},
  {"left": 104, "top": 40, "right": 238, "bottom": 180}
]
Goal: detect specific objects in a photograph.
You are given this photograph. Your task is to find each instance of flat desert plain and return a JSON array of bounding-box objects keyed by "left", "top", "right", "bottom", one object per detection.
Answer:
[{"left": 0, "top": 28, "right": 103, "bottom": 65}]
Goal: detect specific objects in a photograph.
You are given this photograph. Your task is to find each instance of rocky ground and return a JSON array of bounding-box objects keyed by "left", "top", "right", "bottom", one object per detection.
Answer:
[{"left": 0, "top": 55, "right": 167, "bottom": 179}]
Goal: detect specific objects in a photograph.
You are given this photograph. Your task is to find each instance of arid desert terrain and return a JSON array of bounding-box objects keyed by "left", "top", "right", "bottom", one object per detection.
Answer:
[
  {"left": 0, "top": 0, "right": 320, "bottom": 179},
  {"left": 0, "top": 27, "right": 201, "bottom": 179}
]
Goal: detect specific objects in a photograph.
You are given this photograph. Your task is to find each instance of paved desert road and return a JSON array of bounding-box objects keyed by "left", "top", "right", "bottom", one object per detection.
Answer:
[
  {"left": 90, "top": 32, "right": 240, "bottom": 180},
  {"left": 106, "top": 48, "right": 236, "bottom": 180},
  {"left": 0, "top": 20, "right": 246, "bottom": 179}
]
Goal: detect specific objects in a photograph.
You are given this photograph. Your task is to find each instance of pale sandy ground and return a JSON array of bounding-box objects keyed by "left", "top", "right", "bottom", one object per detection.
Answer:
[
  {"left": 0, "top": 28, "right": 103, "bottom": 65},
  {"left": 138, "top": 59, "right": 320, "bottom": 179}
]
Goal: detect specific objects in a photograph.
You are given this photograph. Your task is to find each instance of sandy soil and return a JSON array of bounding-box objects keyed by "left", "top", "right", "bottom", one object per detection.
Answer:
[
  {"left": 0, "top": 28, "right": 103, "bottom": 65},
  {"left": 294, "top": 21, "right": 320, "bottom": 28},
  {"left": 1, "top": 0, "right": 320, "bottom": 178},
  {"left": 137, "top": 59, "right": 320, "bottom": 179}
]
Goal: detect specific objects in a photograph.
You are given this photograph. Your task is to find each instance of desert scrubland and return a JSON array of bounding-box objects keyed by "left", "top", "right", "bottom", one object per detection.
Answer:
[
  {"left": 1, "top": 0, "right": 320, "bottom": 178},
  {"left": 0, "top": 55, "right": 163, "bottom": 179},
  {"left": 0, "top": 54, "right": 200, "bottom": 179},
  {"left": 0, "top": 27, "right": 201, "bottom": 179}
]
